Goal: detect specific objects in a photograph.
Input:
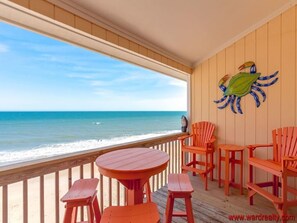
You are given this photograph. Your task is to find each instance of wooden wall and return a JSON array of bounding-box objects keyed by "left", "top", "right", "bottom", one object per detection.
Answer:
[{"left": 192, "top": 6, "right": 297, "bottom": 187}]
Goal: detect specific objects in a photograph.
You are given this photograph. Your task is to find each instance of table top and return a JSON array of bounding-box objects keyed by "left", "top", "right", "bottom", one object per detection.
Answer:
[
  {"left": 96, "top": 148, "right": 169, "bottom": 180},
  {"left": 218, "top": 144, "right": 244, "bottom": 151}
]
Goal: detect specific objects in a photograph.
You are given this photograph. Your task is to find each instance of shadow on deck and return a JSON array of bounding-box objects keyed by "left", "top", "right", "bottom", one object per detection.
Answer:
[{"left": 152, "top": 174, "right": 297, "bottom": 223}]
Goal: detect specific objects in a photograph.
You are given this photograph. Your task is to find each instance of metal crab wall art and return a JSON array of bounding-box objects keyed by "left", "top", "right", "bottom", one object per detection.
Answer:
[{"left": 214, "top": 61, "right": 279, "bottom": 114}]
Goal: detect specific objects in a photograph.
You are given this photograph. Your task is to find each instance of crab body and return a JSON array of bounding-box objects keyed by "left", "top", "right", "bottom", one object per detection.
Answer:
[
  {"left": 214, "top": 61, "right": 279, "bottom": 114},
  {"left": 224, "top": 72, "right": 260, "bottom": 97}
]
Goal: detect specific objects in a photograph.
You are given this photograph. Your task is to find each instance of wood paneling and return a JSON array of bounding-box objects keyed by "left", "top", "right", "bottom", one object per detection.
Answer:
[
  {"left": 106, "top": 31, "right": 118, "bottom": 45},
  {"left": 192, "top": 6, "right": 297, "bottom": 186},
  {"left": 129, "top": 41, "right": 139, "bottom": 53},
  {"left": 92, "top": 24, "right": 106, "bottom": 40},
  {"left": 118, "top": 36, "right": 129, "bottom": 48},
  {"left": 10, "top": 0, "right": 29, "bottom": 8},
  {"left": 54, "top": 6, "right": 74, "bottom": 27},
  {"left": 75, "top": 16, "right": 91, "bottom": 34},
  {"left": 30, "top": 0, "right": 54, "bottom": 19},
  {"left": 139, "top": 45, "right": 148, "bottom": 57},
  {"left": 8, "top": 0, "right": 191, "bottom": 74}
]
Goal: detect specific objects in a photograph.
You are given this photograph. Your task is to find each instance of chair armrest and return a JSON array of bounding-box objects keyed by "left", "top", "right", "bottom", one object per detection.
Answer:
[
  {"left": 283, "top": 156, "right": 297, "bottom": 161},
  {"left": 247, "top": 144, "right": 273, "bottom": 158},
  {"left": 178, "top": 134, "right": 192, "bottom": 146},
  {"left": 247, "top": 144, "right": 274, "bottom": 150},
  {"left": 177, "top": 134, "right": 192, "bottom": 141},
  {"left": 206, "top": 136, "right": 216, "bottom": 145},
  {"left": 282, "top": 156, "right": 297, "bottom": 170}
]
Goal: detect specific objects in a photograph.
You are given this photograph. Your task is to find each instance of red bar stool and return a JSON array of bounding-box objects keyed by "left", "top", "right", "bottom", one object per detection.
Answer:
[
  {"left": 101, "top": 202, "right": 160, "bottom": 223},
  {"left": 164, "top": 174, "right": 194, "bottom": 223},
  {"left": 218, "top": 144, "right": 244, "bottom": 196},
  {"left": 61, "top": 178, "right": 101, "bottom": 223}
]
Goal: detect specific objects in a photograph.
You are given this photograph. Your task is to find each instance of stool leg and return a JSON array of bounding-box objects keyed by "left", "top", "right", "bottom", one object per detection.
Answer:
[
  {"left": 92, "top": 196, "right": 101, "bottom": 223},
  {"left": 87, "top": 204, "right": 94, "bottom": 223},
  {"left": 145, "top": 182, "right": 152, "bottom": 202},
  {"left": 225, "top": 151, "right": 230, "bottom": 196},
  {"left": 164, "top": 194, "right": 174, "bottom": 223},
  {"left": 231, "top": 151, "right": 235, "bottom": 183},
  {"left": 240, "top": 150, "right": 243, "bottom": 195},
  {"left": 210, "top": 151, "right": 214, "bottom": 181},
  {"left": 218, "top": 148, "right": 221, "bottom": 188},
  {"left": 249, "top": 162, "right": 254, "bottom": 205},
  {"left": 185, "top": 195, "right": 195, "bottom": 223},
  {"left": 205, "top": 152, "right": 208, "bottom": 190},
  {"left": 192, "top": 153, "right": 196, "bottom": 176},
  {"left": 63, "top": 206, "right": 76, "bottom": 223}
]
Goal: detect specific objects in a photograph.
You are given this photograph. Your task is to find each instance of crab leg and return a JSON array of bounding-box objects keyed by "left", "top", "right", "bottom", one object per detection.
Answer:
[
  {"left": 250, "top": 91, "right": 260, "bottom": 107},
  {"left": 254, "top": 77, "right": 278, "bottom": 87},
  {"left": 252, "top": 86, "right": 266, "bottom": 102},
  {"left": 218, "top": 96, "right": 231, "bottom": 109},
  {"left": 236, "top": 97, "right": 243, "bottom": 114},
  {"left": 257, "top": 71, "right": 278, "bottom": 80},
  {"left": 214, "top": 95, "right": 227, "bottom": 103},
  {"left": 230, "top": 95, "right": 237, "bottom": 114}
]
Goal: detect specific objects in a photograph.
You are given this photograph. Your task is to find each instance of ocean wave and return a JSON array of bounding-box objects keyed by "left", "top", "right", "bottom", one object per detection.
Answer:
[{"left": 0, "top": 130, "right": 179, "bottom": 166}]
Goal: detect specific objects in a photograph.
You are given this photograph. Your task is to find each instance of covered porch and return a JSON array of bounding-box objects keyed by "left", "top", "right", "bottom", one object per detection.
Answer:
[{"left": 1, "top": 0, "right": 297, "bottom": 222}]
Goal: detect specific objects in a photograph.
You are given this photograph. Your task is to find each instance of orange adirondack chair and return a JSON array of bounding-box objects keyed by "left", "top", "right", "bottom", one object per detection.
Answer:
[
  {"left": 247, "top": 127, "right": 297, "bottom": 221},
  {"left": 178, "top": 121, "right": 216, "bottom": 190}
]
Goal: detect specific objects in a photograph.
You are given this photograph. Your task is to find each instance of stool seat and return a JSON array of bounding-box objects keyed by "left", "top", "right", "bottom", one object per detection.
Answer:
[
  {"left": 101, "top": 202, "right": 160, "bottom": 223},
  {"left": 164, "top": 174, "right": 194, "bottom": 223},
  {"left": 168, "top": 174, "right": 194, "bottom": 193},
  {"left": 61, "top": 178, "right": 101, "bottom": 223},
  {"left": 61, "top": 178, "right": 99, "bottom": 202}
]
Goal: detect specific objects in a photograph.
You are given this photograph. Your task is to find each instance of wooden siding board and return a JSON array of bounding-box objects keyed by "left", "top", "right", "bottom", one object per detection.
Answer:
[
  {"left": 217, "top": 50, "right": 226, "bottom": 144},
  {"left": 139, "top": 45, "right": 148, "bottom": 57},
  {"left": 209, "top": 56, "right": 218, "bottom": 179},
  {"left": 255, "top": 24, "right": 269, "bottom": 184},
  {"left": 118, "top": 36, "right": 129, "bottom": 49},
  {"left": 281, "top": 7, "right": 296, "bottom": 197},
  {"left": 92, "top": 24, "right": 107, "bottom": 40},
  {"left": 225, "top": 45, "right": 235, "bottom": 144},
  {"left": 234, "top": 38, "right": 246, "bottom": 181},
  {"left": 161, "top": 56, "right": 167, "bottom": 65},
  {"left": 281, "top": 8, "right": 296, "bottom": 127},
  {"left": 244, "top": 32, "right": 256, "bottom": 147},
  {"left": 75, "top": 16, "right": 91, "bottom": 34},
  {"left": 10, "top": 0, "right": 29, "bottom": 8},
  {"left": 193, "top": 66, "right": 202, "bottom": 122},
  {"left": 267, "top": 16, "right": 281, "bottom": 146},
  {"left": 209, "top": 56, "right": 217, "bottom": 126},
  {"left": 147, "top": 49, "right": 155, "bottom": 60},
  {"left": 154, "top": 53, "right": 162, "bottom": 63},
  {"left": 54, "top": 6, "right": 75, "bottom": 27},
  {"left": 30, "top": 0, "right": 54, "bottom": 19},
  {"left": 201, "top": 61, "right": 209, "bottom": 121},
  {"left": 129, "top": 41, "right": 139, "bottom": 53},
  {"left": 106, "top": 31, "right": 118, "bottom": 45}
]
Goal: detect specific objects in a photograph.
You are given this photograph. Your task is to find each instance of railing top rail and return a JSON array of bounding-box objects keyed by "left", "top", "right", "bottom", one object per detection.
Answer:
[{"left": 0, "top": 132, "right": 186, "bottom": 186}]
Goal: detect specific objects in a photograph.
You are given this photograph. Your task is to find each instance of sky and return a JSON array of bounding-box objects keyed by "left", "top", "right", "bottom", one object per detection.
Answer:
[{"left": 0, "top": 21, "right": 187, "bottom": 111}]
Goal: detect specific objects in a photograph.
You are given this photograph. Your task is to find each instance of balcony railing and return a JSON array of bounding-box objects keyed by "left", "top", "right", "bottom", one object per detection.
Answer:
[{"left": 0, "top": 132, "right": 185, "bottom": 223}]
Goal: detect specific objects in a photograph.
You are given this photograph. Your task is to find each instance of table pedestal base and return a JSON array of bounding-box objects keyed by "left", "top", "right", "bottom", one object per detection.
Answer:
[{"left": 119, "top": 178, "right": 148, "bottom": 205}]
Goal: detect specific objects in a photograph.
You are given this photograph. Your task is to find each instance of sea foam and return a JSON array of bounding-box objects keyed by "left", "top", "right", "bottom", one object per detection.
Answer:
[{"left": 0, "top": 130, "right": 179, "bottom": 166}]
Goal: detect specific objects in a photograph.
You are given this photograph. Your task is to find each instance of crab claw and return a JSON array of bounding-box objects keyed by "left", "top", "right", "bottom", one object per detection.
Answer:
[
  {"left": 238, "top": 61, "right": 255, "bottom": 71},
  {"left": 218, "top": 74, "right": 229, "bottom": 86}
]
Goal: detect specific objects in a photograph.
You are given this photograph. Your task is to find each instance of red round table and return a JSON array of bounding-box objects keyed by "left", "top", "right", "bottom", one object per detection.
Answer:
[{"left": 96, "top": 147, "right": 169, "bottom": 205}]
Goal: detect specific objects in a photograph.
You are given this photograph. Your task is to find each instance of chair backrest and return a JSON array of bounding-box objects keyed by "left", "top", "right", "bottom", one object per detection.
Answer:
[
  {"left": 192, "top": 121, "right": 215, "bottom": 147},
  {"left": 272, "top": 127, "right": 297, "bottom": 168}
]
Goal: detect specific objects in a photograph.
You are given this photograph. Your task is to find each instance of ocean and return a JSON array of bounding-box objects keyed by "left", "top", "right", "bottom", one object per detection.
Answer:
[{"left": 0, "top": 111, "right": 186, "bottom": 166}]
